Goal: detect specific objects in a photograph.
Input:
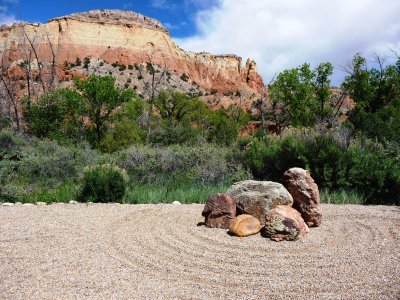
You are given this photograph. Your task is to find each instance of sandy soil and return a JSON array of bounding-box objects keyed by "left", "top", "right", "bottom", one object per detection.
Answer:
[{"left": 0, "top": 203, "right": 399, "bottom": 299}]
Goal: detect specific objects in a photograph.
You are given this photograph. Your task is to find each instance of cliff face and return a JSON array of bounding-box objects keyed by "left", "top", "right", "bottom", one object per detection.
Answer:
[{"left": 0, "top": 9, "right": 264, "bottom": 97}]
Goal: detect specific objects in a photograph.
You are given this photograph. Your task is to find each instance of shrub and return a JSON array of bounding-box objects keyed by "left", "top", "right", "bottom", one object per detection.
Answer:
[
  {"left": 180, "top": 73, "right": 189, "bottom": 82},
  {"left": 243, "top": 128, "right": 400, "bottom": 204},
  {"left": 83, "top": 57, "right": 90, "bottom": 70},
  {"left": 0, "top": 130, "right": 24, "bottom": 160},
  {"left": 79, "top": 164, "right": 128, "bottom": 203},
  {"left": 114, "top": 144, "right": 250, "bottom": 185}
]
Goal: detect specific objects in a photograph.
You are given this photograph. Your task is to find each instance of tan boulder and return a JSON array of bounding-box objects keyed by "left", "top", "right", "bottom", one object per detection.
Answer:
[
  {"left": 202, "top": 193, "right": 236, "bottom": 229},
  {"left": 226, "top": 180, "right": 293, "bottom": 225},
  {"left": 229, "top": 214, "right": 261, "bottom": 237},
  {"left": 264, "top": 205, "right": 309, "bottom": 241},
  {"left": 284, "top": 167, "right": 322, "bottom": 227}
]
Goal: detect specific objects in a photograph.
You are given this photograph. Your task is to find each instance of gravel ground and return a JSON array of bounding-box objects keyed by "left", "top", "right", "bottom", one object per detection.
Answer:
[{"left": 0, "top": 203, "right": 399, "bottom": 299}]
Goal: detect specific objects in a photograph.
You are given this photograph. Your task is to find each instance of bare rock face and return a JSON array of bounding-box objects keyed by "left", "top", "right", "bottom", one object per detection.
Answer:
[
  {"left": 229, "top": 214, "right": 261, "bottom": 237},
  {"left": 0, "top": 9, "right": 264, "bottom": 102},
  {"left": 226, "top": 180, "right": 293, "bottom": 225},
  {"left": 264, "top": 205, "right": 309, "bottom": 241},
  {"left": 202, "top": 193, "right": 236, "bottom": 229},
  {"left": 50, "top": 9, "right": 168, "bottom": 33},
  {"left": 283, "top": 168, "right": 322, "bottom": 227}
]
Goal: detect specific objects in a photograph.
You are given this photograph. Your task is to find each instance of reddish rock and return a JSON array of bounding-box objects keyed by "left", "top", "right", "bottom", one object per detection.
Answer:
[
  {"left": 202, "top": 193, "right": 236, "bottom": 229},
  {"left": 264, "top": 205, "right": 309, "bottom": 241},
  {"left": 0, "top": 9, "right": 263, "bottom": 100},
  {"left": 284, "top": 168, "right": 322, "bottom": 227},
  {"left": 229, "top": 214, "right": 261, "bottom": 237}
]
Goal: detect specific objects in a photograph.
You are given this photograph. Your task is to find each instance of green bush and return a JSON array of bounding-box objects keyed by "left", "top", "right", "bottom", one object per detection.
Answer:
[
  {"left": 243, "top": 129, "right": 400, "bottom": 205},
  {"left": 114, "top": 144, "right": 250, "bottom": 185},
  {"left": 79, "top": 164, "right": 128, "bottom": 203},
  {"left": 0, "top": 130, "right": 24, "bottom": 160}
]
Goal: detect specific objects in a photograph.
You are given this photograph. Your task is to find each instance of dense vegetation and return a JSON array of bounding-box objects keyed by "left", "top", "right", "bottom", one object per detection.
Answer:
[{"left": 0, "top": 53, "right": 399, "bottom": 205}]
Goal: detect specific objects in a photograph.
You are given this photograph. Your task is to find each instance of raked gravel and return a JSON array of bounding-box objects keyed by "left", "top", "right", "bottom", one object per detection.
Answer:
[{"left": 0, "top": 203, "right": 399, "bottom": 299}]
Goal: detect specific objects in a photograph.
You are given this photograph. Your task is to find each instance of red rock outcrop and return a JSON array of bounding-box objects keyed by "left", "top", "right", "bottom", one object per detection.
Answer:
[{"left": 0, "top": 9, "right": 264, "bottom": 96}]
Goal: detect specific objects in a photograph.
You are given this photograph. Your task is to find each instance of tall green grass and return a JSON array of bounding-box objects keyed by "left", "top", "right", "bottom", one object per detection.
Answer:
[
  {"left": 320, "top": 188, "right": 365, "bottom": 204},
  {"left": 123, "top": 182, "right": 230, "bottom": 204}
]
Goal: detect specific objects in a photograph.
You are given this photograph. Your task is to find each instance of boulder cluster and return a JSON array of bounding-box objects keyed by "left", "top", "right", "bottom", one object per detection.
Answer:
[{"left": 201, "top": 167, "right": 322, "bottom": 241}]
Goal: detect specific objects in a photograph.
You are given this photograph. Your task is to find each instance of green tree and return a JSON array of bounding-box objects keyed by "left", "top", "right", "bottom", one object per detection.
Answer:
[
  {"left": 207, "top": 108, "right": 239, "bottom": 146},
  {"left": 313, "top": 62, "right": 333, "bottom": 121},
  {"left": 100, "top": 97, "right": 146, "bottom": 152},
  {"left": 24, "top": 88, "right": 84, "bottom": 143},
  {"left": 342, "top": 53, "right": 400, "bottom": 141},
  {"left": 150, "top": 90, "right": 202, "bottom": 145},
  {"left": 74, "top": 75, "right": 135, "bottom": 146},
  {"left": 267, "top": 62, "right": 334, "bottom": 133}
]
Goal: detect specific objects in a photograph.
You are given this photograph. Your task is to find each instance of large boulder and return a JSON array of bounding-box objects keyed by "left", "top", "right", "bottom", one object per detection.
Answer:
[
  {"left": 264, "top": 205, "right": 309, "bottom": 241},
  {"left": 226, "top": 180, "right": 293, "bottom": 225},
  {"left": 202, "top": 193, "right": 236, "bottom": 229},
  {"left": 229, "top": 214, "right": 261, "bottom": 237},
  {"left": 283, "top": 168, "right": 322, "bottom": 227}
]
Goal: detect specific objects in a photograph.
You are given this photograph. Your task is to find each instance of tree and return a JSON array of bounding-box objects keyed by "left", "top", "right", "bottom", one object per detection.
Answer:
[
  {"left": 142, "top": 54, "right": 167, "bottom": 144},
  {"left": 267, "top": 62, "right": 334, "bottom": 134},
  {"left": 150, "top": 90, "right": 202, "bottom": 145},
  {"left": 0, "top": 42, "right": 20, "bottom": 130},
  {"left": 342, "top": 53, "right": 400, "bottom": 141},
  {"left": 313, "top": 62, "right": 333, "bottom": 121},
  {"left": 24, "top": 88, "right": 85, "bottom": 143},
  {"left": 74, "top": 75, "right": 135, "bottom": 146},
  {"left": 99, "top": 97, "right": 146, "bottom": 152},
  {"left": 155, "top": 90, "right": 194, "bottom": 122}
]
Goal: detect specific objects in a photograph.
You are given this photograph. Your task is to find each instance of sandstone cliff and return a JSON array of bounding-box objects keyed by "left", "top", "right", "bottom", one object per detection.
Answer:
[{"left": 0, "top": 9, "right": 264, "bottom": 103}]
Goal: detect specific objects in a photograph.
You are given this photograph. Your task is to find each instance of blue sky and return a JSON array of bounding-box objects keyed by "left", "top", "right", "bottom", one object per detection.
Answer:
[{"left": 1, "top": 0, "right": 400, "bottom": 85}]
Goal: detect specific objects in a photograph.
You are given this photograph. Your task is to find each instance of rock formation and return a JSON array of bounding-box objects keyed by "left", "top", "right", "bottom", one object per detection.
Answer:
[
  {"left": 283, "top": 168, "right": 322, "bottom": 227},
  {"left": 226, "top": 180, "right": 293, "bottom": 225},
  {"left": 264, "top": 205, "right": 309, "bottom": 241},
  {"left": 0, "top": 9, "right": 264, "bottom": 103},
  {"left": 201, "top": 193, "right": 236, "bottom": 229}
]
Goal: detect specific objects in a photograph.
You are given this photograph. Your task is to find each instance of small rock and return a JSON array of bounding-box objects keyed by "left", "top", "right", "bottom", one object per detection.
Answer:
[
  {"left": 69, "top": 200, "right": 78, "bottom": 204},
  {"left": 229, "top": 214, "right": 261, "bottom": 237},
  {"left": 202, "top": 193, "right": 236, "bottom": 229},
  {"left": 284, "top": 167, "right": 322, "bottom": 227},
  {"left": 172, "top": 201, "right": 181, "bottom": 205},
  {"left": 36, "top": 202, "right": 47, "bottom": 206},
  {"left": 226, "top": 180, "right": 293, "bottom": 225},
  {"left": 15, "top": 202, "right": 22, "bottom": 205},
  {"left": 23, "top": 203, "right": 34, "bottom": 206},
  {"left": 1, "top": 202, "right": 14, "bottom": 206},
  {"left": 264, "top": 205, "right": 309, "bottom": 241}
]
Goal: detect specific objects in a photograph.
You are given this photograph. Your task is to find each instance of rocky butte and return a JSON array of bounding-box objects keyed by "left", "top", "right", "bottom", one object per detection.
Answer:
[{"left": 0, "top": 9, "right": 264, "bottom": 107}]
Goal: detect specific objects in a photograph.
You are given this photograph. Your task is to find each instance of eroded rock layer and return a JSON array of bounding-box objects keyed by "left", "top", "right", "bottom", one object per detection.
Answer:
[{"left": 0, "top": 9, "right": 264, "bottom": 95}]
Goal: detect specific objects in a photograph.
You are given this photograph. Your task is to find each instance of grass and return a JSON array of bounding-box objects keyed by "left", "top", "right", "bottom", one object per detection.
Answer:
[
  {"left": 10, "top": 179, "right": 367, "bottom": 206},
  {"left": 20, "top": 181, "right": 79, "bottom": 204},
  {"left": 13, "top": 180, "right": 230, "bottom": 204},
  {"left": 320, "top": 188, "right": 366, "bottom": 205},
  {"left": 123, "top": 182, "right": 230, "bottom": 204}
]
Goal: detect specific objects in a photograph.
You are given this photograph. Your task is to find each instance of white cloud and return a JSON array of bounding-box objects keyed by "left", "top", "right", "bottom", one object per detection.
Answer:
[
  {"left": 151, "top": 0, "right": 177, "bottom": 10},
  {"left": 175, "top": 0, "right": 400, "bottom": 85},
  {"left": 0, "top": 0, "right": 18, "bottom": 26},
  {"left": 0, "top": 13, "right": 17, "bottom": 25}
]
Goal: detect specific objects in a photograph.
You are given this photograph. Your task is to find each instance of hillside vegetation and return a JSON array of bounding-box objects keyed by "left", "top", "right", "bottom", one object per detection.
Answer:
[{"left": 0, "top": 53, "right": 399, "bottom": 205}]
